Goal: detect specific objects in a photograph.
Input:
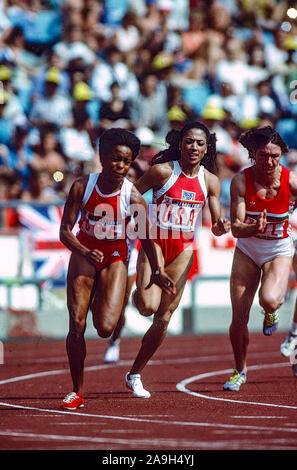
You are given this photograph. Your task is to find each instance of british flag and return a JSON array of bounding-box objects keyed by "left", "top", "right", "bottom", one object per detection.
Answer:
[{"left": 17, "top": 204, "right": 71, "bottom": 286}]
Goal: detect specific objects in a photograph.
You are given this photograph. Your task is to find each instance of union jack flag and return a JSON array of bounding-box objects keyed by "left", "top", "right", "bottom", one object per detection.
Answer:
[{"left": 17, "top": 204, "right": 70, "bottom": 286}]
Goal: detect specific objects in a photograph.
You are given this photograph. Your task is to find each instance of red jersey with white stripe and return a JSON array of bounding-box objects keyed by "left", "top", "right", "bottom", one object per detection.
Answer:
[
  {"left": 153, "top": 160, "right": 207, "bottom": 236},
  {"left": 243, "top": 165, "right": 291, "bottom": 239},
  {"left": 78, "top": 173, "right": 133, "bottom": 241},
  {"left": 152, "top": 160, "right": 207, "bottom": 265},
  {"left": 76, "top": 173, "right": 133, "bottom": 270}
]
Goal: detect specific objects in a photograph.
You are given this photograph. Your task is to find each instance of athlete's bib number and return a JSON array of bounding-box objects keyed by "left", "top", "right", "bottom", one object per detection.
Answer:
[
  {"left": 245, "top": 216, "right": 290, "bottom": 239},
  {"left": 158, "top": 197, "right": 203, "bottom": 232}
]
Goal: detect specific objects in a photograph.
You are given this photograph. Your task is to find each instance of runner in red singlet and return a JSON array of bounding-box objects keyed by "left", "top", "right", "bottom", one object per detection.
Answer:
[
  {"left": 59, "top": 128, "right": 175, "bottom": 409},
  {"left": 124, "top": 121, "right": 230, "bottom": 398},
  {"left": 223, "top": 126, "right": 297, "bottom": 392}
]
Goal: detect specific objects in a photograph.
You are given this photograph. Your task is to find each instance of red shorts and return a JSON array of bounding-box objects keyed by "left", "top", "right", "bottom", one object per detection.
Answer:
[
  {"left": 154, "top": 229, "right": 194, "bottom": 266},
  {"left": 77, "top": 231, "right": 129, "bottom": 271}
]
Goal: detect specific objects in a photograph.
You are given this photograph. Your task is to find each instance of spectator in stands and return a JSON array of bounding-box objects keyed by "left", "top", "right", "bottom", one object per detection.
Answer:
[
  {"left": 3, "top": 25, "right": 42, "bottom": 112},
  {"left": 99, "top": 81, "right": 132, "bottom": 131},
  {"left": 113, "top": 10, "right": 141, "bottom": 68},
  {"left": 90, "top": 45, "right": 138, "bottom": 102},
  {"left": 0, "top": 83, "right": 28, "bottom": 146},
  {"left": 29, "top": 123, "right": 67, "bottom": 175},
  {"left": 129, "top": 71, "right": 169, "bottom": 136},
  {"left": 72, "top": 80, "right": 99, "bottom": 128},
  {"left": 29, "top": 67, "right": 73, "bottom": 127},
  {"left": 215, "top": 37, "right": 252, "bottom": 96},
  {"left": 31, "top": 49, "right": 70, "bottom": 101},
  {"left": 3, "top": 124, "right": 33, "bottom": 190},
  {"left": 5, "top": 0, "right": 62, "bottom": 55},
  {"left": 59, "top": 106, "right": 96, "bottom": 174},
  {"left": 53, "top": 23, "right": 97, "bottom": 69},
  {"left": 21, "top": 168, "right": 62, "bottom": 203},
  {"left": 135, "top": 126, "right": 158, "bottom": 172},
  {"left": 180, "top": 10, "right": 205, "bottom": 58},
  {"left": 166, "top": 82, "right": 197, "bottom": 124}
]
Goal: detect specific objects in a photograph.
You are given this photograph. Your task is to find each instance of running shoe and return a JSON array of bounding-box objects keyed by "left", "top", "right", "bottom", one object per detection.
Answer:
[
  {"left": 223, "top": 369, "right": 247, "bottom": 392},
  {"left": 262, "top": 310, "right": 279, "bottom": 336},
  {"left": 60, "top": 392, "right": 84, "bottom": 410},
  {"left": 125, "top": 372, "right": 151, "bottom": 398},
  {"left": 104, "top": 339, "right": 120, "bottom": 363},
  {"left": 280, "top": 333, "right": 297, "bottom": 357}
]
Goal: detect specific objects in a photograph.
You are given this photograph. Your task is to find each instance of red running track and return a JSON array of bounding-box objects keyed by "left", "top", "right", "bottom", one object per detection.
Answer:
[{"left": 0, "top": 331, "right": 297, "bottom": 453}]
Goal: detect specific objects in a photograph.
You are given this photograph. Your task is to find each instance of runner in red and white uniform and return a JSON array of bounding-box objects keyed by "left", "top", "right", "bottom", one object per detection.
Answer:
[
  {"left": 59, "top": 128, "right": 175, "bottom": 409},
  {"left": 76, "top": 171, "right": 133, "bottom": 270},
  {"left": 124, "top": 121, "right": 230, "bottom": 398},
  {"left": 224, "top": 126, "right": 297, "bottom": 392},
  {"left": 153, "top": 159, "right": 207, "bottom": 265},
  {"left": 236, "top": 164, "right": 293, "bottom": 267},
  {"left": 103, "top": 162, "right": 144, "bottom": 364}
]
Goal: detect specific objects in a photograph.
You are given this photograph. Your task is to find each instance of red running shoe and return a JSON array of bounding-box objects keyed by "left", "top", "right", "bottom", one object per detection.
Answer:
[{"left": 60, "top": 392, "right": 84, "bottom": 410}]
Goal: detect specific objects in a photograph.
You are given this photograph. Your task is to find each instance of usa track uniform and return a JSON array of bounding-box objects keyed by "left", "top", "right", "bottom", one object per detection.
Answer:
[
  {"left": 153, "top": 160, "right": 207, "bottom": 265},
  {"left": 77, "top": 173, "right": 133, "bottom": 270},
  {"left": 237, "top": 165, "right": 294, "bottom": 267}
]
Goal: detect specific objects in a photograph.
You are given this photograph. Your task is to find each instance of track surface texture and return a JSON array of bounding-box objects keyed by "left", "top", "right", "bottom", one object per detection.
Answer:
[{"left": 0, "top": 332, "right": 297, "bottom": 454}]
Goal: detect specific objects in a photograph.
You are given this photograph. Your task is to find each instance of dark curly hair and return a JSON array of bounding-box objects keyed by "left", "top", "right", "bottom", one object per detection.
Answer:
[
  {"left": 151, "top": 121, "right": 217, "bottom": 174},
  {"left": 99, "top": 128, "right": 141, "bottom": 161},
  {"left": 239, "top": 126, "right": 288, "bottom": 161}
]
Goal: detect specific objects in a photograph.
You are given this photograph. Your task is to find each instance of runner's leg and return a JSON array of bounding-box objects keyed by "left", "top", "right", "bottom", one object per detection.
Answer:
[
  {"left": 129, "top": 248, "right": 194, "bottom": 375},
  {"left": 66, "top": 252, "right": 96, "bottom": 394},
  {"left": 229, "top": 248, "right": 261, "bottom": 373},
  {"left": 91, "top": 261, "right": 128, "bottom": 338}
]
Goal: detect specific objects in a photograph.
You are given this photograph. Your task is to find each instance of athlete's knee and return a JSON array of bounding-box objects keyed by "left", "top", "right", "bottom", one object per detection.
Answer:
[
  {"left": 133, "top": 290, "right": 158, "bottom": 317},
  {"left": 259, "top": 292, "right": 283, "bottom": 313},
  {"left": 93, "top": 316, "right": 115, "bottom": 338},
  {"left": 68, "top": 312, "right": 87, "bottom": 339},
  {"left": 230, "top": 312, "right": 249, "bottom": 331}
]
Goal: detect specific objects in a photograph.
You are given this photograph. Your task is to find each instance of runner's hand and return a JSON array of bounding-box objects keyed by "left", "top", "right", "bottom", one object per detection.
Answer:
[
  {"left": 256, "top": 209, "right": 267, "bottom": 234},
  {"left": 217, "top": 217, "right": 231, "bottom": 234},
  {"left": 85, "top": 249, "right": 104, "bottom": 265},
  {"left": 145, "top": 270, "right": 176, "bottom": 295}
]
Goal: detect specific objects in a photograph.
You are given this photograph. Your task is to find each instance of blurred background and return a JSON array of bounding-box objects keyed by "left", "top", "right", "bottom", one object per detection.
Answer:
[{"left": 0, "top": 0, "right": 297, "bottom": 341}]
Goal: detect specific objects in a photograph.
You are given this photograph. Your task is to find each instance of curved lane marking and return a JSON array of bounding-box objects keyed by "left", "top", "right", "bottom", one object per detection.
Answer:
[{"left": 176, "top": 362, "right": 297, "bottom": 410}]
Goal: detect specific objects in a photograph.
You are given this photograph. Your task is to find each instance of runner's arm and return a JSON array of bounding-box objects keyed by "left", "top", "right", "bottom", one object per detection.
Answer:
[
  {"left": 230, "top": 173, "right": 266, "bottom": 238},
  {"left": 59, "top": 178, "right": 104, "bottom": 264},
  {"left": 130, "top": 185, "right": 176, "bottom": 295},
  {"left": 206, "top": 171, "right": 230, "bottom": 236},
  {"left": 134, "top": 162, "right": 173, "bottom": 195}
]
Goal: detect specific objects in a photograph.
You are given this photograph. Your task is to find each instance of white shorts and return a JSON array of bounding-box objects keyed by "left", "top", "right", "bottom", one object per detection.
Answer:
[{"left": 237, "top": 236, "right": 294, "bottom": 268}]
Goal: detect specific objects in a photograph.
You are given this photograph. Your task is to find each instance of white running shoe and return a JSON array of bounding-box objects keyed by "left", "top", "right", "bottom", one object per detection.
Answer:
[
  {"left": 104, "top": 340, "right": 120, "bottom": 363},
  {"left": 125, "top": 372, "right": 151, "bottom": 398},
  {"left": 280, "top": 333, "right": 297, "bottom": 357}
]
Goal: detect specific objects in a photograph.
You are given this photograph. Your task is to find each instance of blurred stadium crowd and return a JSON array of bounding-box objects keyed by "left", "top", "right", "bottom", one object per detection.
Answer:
[{"left": 0, "top": 0, "right": 297, "bottom": 223}]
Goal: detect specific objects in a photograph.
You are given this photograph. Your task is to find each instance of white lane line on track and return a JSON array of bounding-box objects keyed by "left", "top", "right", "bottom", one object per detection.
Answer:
[
  {"left": 1, "top": 401, "right": 297, "bottom": 436},
  {"left": 0, "top": 430, "right": 206, "bottom": 449},
  {"left": 0, "top": 352, "right": 288, "bottom": 385},
  {"left": 0, "top": 359, "right": 297, "bottom": 431},
  {"left": 231, "top": 416, "right": 287, "bottom": 419},
  {"left": 1, "top": 359, "right": 297, "bottom": 449},
  {"left": 176, "top": 362, "right": 297, "bottom": 410}
]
